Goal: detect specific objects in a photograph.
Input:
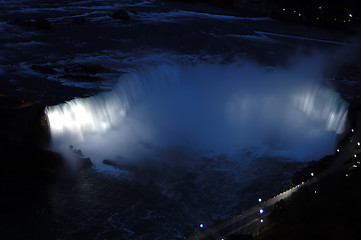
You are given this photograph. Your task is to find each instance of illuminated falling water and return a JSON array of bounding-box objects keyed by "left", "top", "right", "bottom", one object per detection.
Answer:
[
  {"left": 45, "top": 63, "right": 349, "bottom": 166},
  {"left": 46, "top": 90, "right": 128, "bottom": 142},
  {"left": 293, "top": 85, "right": 348, "bottom": 134}
]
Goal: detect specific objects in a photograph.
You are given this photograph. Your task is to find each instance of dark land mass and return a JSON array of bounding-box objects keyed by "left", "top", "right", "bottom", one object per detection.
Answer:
[
  {"left": 261, "top": 117, "right": 361, "bottom": 240},
  {"left": 168, "top": 0, "right": 361, "bottom": 31},
  {"left": 0, "top": 0, "right": 361, "bottom": 239},
  {"left": 262, "top": 165, "right": 361, "bottom": 240}
]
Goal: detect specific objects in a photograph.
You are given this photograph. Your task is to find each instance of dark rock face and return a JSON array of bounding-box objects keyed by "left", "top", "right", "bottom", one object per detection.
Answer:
[
  {"left": 0, "top": 144, "right": 66, "bottom": 186},
  {"left": 111, "top": 9, "right": 130, "bottom": 20},
  {"left": 103, "top": 159, "right": 136, "bottom": 171},
  {"left": 69, "top": 146, "right": 93, "bottom": 169},
  {"left": 0, "top": 97, "right": 50, "bottom": 148},
  {"left": 103, "top": 159, "right": 121, "bottom": 169},
  {"left": 0, "top": 94, "right": 64, "bottom": 187},
  {"left": 79, "top": 157, "right": 93, "bottom": 169}
]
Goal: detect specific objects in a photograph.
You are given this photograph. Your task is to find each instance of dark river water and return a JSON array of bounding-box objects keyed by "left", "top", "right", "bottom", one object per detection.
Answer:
[{"left": 0, "top": 1, "right": 360, "bottom": 239}]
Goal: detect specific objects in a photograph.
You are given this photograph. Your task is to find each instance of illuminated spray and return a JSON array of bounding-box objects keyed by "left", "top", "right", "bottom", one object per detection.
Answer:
[{"left": 45, "top": 63, "right": 349, "bottom": 169}]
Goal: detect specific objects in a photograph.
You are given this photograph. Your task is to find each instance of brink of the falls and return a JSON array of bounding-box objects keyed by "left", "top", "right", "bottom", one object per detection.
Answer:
[{"left": 45, "top": 63, "right": 349, "bottom": 168}]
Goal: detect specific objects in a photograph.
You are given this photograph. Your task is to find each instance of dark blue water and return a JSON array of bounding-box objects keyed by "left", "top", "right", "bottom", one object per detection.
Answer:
[
  {"left": 0, "top": 1, "right": 358, "bottom": 239},
  {"left": 43, "top": 63, "right": 348, "bottom": 239}
]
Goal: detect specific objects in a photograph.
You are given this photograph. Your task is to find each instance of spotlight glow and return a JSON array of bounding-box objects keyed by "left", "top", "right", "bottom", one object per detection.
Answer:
[{"left": 45, "top": 63, "right": 349, "bottom": 168}]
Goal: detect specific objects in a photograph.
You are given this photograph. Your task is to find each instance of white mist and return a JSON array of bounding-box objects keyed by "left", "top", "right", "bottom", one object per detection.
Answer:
[{"left": 45, "top": 62, "right": 349, "bottom": 169}]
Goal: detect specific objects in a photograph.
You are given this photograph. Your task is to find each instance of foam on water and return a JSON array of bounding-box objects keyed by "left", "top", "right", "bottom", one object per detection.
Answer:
[{"left": 45, "top": 62, "right": 348, "bottom": 168}]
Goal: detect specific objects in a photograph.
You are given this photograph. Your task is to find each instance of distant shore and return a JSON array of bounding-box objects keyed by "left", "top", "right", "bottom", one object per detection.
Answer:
[
  {"left": 161, "top": 0, "right": 361, "bottom": 33},
  {"left": 1, "top": 1, "right": 360, "bottom": 239}
]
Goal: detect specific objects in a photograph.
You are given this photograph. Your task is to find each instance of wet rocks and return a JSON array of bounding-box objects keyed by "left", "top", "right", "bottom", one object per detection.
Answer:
[
  {"left": 69, "top": 145, "right": 93, "bottom": 169},
  {"left": 103, "top": 159, "right": 122, "bottom": 169},
  {"left": 79, "top": 157, "right": 93, "bottom": 169},
  {"left": 0, "top": 96, "right": 50, "bottom": 147},
  {"left": 103, "top": 159, "right": 136, "bottom": 171}
]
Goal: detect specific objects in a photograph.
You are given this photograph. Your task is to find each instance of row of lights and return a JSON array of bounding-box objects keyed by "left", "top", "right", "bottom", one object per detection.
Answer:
[
  {"left": 345, "top": 128, "right": 360, "bottom": 176},
  {"left": 198, "top": 199, "right": 265, "bottom": 240},
  {"left": 198, "top": 198, "right": 265, "bottom": 239},
  {"left": 255, "top": 126, "right": 357, "bottom": 226},
  {"left": 254, "top": 127, "right": 358, "bottom": 236},
  {"left": 198, "top": 127, "right": 359, "bottom": 238},
  {"left": 309, "top": 128, "right": 356, "bottom": 196},
  {"left": 259, "top": 198, "right": 264, "bottom": 224}
]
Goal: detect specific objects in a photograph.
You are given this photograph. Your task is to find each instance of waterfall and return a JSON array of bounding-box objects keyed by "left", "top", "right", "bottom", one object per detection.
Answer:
[{"left": 45, "top": 63, "right": 349, "bottom": 168}]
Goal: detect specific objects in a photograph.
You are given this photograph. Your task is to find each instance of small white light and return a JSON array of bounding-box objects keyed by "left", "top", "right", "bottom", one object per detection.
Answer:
[
  {"left": 311, "top": 173, "right": 314, "bottom": 177},
  {"left": 349, "top": 13, "right": 353, "bottom": 18},
  {"left": 346, "top": 174, "right": 349, "bottom": 177},
  {"left": 282, "top": 8, "right": 286, "bottom": 11},
  {"left": 260, "top": 209, "right": 264, "bottom": 214},
  {"left": 337, "top": 149, "right": 340, "bottom": 152},
  {"left": 352, "top": 129, "right": 354, "bottom": 132},
  {"left": 260, "top": 219, "right": 264, "bottom": 223},
  {"left": 354, "top": 154, "right": 357, "bottom": 158},
  {"left": 298, "top": 14, "right": 301, "bottom": 17},
  {"left": 200, "top": 224, "right": 204, "bottom": 228},
  {"left": 357, "top": 142, "right": 360, "bottom": 146},
  {"left": 258, "top": 198, "right": 262, "bottom": 203},
  {"left": 314, "top": 191, "right": 317, "bottom": 194}
]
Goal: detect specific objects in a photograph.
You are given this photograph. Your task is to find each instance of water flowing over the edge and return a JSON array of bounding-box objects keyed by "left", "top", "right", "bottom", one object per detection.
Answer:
[{"left": 45, "top": 63, "right": 349, "bottom": 168}]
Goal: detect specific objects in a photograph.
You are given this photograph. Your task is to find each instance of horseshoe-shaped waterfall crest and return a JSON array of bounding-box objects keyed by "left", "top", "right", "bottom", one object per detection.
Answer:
[{"left": 45, "top": 63, "right": 349, "bottom": 167}]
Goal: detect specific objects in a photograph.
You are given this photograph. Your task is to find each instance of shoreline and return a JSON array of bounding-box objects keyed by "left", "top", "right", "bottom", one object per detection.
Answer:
[
  {"left": 0, "top": 3, "right": 360, "bottom": 239},
  {"left": 182, "top": 107, "right": 361, "bottom": 239}
]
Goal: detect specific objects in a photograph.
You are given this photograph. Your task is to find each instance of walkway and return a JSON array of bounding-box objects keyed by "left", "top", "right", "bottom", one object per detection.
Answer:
[{"left": 183, "top": 111, "right": 361, "bottom": 240}]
